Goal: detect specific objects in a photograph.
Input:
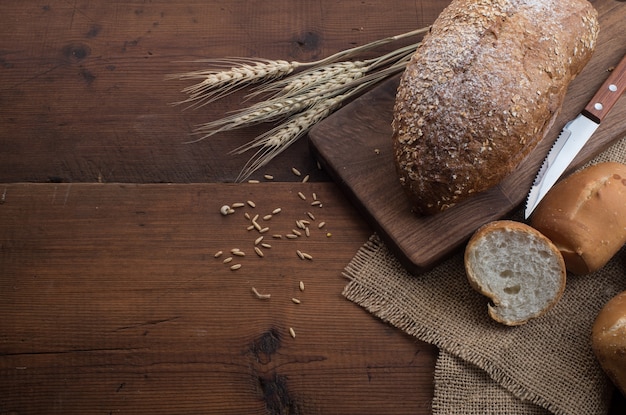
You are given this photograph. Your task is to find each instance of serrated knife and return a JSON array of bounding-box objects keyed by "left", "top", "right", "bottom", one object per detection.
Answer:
[{"left": 525, "top": 53, "right": 626, "bottom": 219}]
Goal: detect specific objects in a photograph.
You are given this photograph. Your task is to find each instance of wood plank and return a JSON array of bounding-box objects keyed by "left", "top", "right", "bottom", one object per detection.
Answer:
[
  {"left": 0, "top": 0, "right": 446, "bottom": 184},
  {"left": 0, "top": 182, "right": 437, "bottom": 414},
  {"left": 309, "top": 0, "right": 626, "bottom": 273}
]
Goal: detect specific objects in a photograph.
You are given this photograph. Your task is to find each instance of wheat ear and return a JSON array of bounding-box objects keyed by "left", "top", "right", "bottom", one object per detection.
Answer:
[
  {"left": 169, "top": 26, "right": 430, "bottom": 108},
  {"left": 231, "top": 61, "right": 409, "bottom": 182},
  {"left": 186, "top": 62, "right": 369, "bottom": 143}
]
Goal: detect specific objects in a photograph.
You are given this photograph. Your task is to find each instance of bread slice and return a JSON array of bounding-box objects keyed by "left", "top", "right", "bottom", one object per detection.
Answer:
[{"left": 464, "top": 220, "right": 566, "bottom": 326}]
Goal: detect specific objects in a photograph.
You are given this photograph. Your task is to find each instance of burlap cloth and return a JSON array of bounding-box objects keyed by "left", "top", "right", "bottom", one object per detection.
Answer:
[{"left": 342, "top": 137, "right": 626, "bottom": 415}]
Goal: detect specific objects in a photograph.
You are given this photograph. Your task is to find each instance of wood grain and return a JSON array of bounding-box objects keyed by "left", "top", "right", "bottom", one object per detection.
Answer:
[
  {"left": 1, "top": 0, "right": 625, "bottom": 413},
  {"left": 309, "top": 0, "right": 626, "bottom": 273},
  {"left": 0, "top": 182, "right": 437, "bottom": 414},
  {"left": 0, "top": 0, "right": 445, "bottom": 184}
]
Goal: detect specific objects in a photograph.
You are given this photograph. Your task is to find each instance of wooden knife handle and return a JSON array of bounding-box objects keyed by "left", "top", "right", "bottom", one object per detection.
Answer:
[{"left": 582, "top": 53, "right": 626, "bottom": 123}]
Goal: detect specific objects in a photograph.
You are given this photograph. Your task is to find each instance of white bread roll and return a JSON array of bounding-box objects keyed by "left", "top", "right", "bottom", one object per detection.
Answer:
[
  {"left": 592, "top": 291, "right": 626, "bottom": 396},
  {"left": 392, "top": 0, "right": 599, "bottom": 215},
  {"left": 464, "top": 220, "right": 566, "bottom": 326},
  {"left": 530, "top": 162, "right": 626, "bottom": 275}
]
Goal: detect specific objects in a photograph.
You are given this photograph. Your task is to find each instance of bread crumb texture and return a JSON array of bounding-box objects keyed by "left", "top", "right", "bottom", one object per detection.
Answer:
[
  {"left": 392, "top": 0, "right": 598, "bottom": 214},
  {"left": 465, "top": 221, "right": 566, "bottom": 325}
]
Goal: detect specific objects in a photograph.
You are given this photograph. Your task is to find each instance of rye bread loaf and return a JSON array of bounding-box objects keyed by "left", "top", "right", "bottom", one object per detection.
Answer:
[{"left": 392, "top": 0, "right": 599, "bottom": 215}]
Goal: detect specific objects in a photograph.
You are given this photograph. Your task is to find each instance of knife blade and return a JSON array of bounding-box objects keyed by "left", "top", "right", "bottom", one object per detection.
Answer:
[{"left": 525, "top": 53, "right": 626, "bottom": 219}]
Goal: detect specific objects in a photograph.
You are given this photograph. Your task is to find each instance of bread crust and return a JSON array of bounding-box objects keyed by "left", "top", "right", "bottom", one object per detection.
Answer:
[
  {"left": 392, "top": 0, "right": 599, "bottom": 215},
  {"left": 592, "top": 291, "right": 626, "bottom": 396},
  {"left": 530, "top": 162, "right": 626, "bottom": 274},
  {"left": 465, "top": 220, "right": 566, "bottom": 325}
]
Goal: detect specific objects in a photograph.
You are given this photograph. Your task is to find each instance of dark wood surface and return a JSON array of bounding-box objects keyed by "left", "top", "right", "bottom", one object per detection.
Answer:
[
  {"left": 310, "top": 0, "right": 626, "bottom": 273},
  {"left": 1, "top": 1, "right": 625, "bottom": 414}
]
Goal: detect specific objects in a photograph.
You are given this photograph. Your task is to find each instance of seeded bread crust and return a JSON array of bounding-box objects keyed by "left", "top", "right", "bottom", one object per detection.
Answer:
[{"left": 392, "top": 0, "right": 599, "bottom": 215}]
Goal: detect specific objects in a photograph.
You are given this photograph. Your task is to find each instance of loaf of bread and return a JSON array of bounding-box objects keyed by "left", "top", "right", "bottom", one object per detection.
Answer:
[
  {"left": 464, "top": 220, "right": 566, "bottom": 326},
  {"left": 530, "top": 162, "right": 626, "bottom": 275},
  {"left": 392, "top": 0, "right": 599, "bottom": 215},
  {"left": 592, "top": 291, "right": 626, "bottom": 396}
]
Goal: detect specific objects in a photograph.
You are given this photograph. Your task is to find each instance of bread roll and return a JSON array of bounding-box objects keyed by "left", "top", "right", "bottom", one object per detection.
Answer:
[
  {"left": 592, "top": 291, "right": 626, "bottom": 396},
  {"left": 530, "top": 162, "right": 626, "bottom": 275},
  {"left": 464, "top": 220, "right": 566, "bottom": 326},
  {"left": 392, "top": 0, "right": 598, "bottom": 215}
]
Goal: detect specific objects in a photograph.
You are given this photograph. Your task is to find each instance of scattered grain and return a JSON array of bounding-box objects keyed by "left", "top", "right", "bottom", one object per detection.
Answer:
[
  {"left": 254, "top": 236, "right": 264, "bottom": 245},
  {"left": 264, "top": 174, "right": 274, "bottom": 180},
  {"left": 297, "top": 192, "right": 306, "bottom": 200},
  {"left": 252, "top": 287, "right": 271, "bottom": 299},
  {"left": 306, "top": 211, "right": 315, "bottom": 220},
  {"left": 252, "top": 214, "right": 260, "bottom": 222},
  {"left": 272, "top": 234, "right": 283, "bottom": 239},
  {"left": 312, "top": 192, "right": 318, "bottom": 200},
  {"left": 247, "top": 225, "right": 255, "bottom": 231},
  {"left": 291, "top": 229, "right": 302, "bottom": 236},
  {"left": 289, "top": 327, "right": 296, "bottom": 338},
  {"left": 247, "top": 200, "right": 256, "bottom": 208},
  {"left": 214, "top": 250, "right": 223, "bottom": 258},
  {"left": 261, "top": 243, "right": 272, "bottom": 249},
  {"left": 292, "top": 167, "right": 302, "bottom": 177},
  {"left": 301, "top": 252, "right": 313, "bottom": 260},
  {"left": 259, "top": 227, "right": 270, "bottom": 233},
  {"left": 302, "top": 174, "right": 310, "bottom": 183},
  {"left": 296, "top": 250, "right": 305, "bottom": 260},
  {"left": 286, "top": 233, "right": 299, "bottom": 239},
  {"left": 292, "top": 298, "right": 301, "bottom": 304},
  {"left": 311, "top": 200, "right": 322, "bottom": 206},
  {"left": 223, "top": 257, "right": 233, "bottom": 264},
  {"left": 244, "top": 212, "right": 251, "bottom": 220},
  {"left": 232, "top": 202, "right": 245, "bottom": 208},
  {"left": 254, "top": 246, "right": 264, "bottom": 257},
  {"left": 299, "top": 281, "right": 305, "bottom": 291},
  {"left": 263, "top": 214, "right": 273, "bottom": 221},
  {"left": 318, "top": 221, "right": 326, "bottom": 229},
  {"left": 305, "top": 227, "right": 310, "bottom": 237},
  {"left": 233, "top": 250, "right": 245, "bottom": 257},
  {"left": 248, "top": 179, "right": 260, "bottom": 184},
  {"left": 272, "top": 207, "right": 282, "bottom": 214}
]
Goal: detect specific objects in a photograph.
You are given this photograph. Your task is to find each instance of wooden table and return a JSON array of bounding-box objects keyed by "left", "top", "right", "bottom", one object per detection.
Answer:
[{"left": 1, "top": 1, "right": 624, "bottom": 413}]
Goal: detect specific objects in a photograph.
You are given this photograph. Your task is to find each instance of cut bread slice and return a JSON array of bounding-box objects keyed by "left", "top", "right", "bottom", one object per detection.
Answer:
[{"left": 464, "top": 220, "right": 566, "bottom": 326}]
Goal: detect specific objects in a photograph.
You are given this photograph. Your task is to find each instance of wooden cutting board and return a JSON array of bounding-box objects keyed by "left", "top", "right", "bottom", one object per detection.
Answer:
[{"left": 309, "top": 0, "right": 626, "bottom": 274}]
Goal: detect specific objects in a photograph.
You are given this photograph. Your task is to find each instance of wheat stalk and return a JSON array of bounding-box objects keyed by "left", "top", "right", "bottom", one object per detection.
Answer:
[
  {"left": 171, "top": 26, "right": 430, "bottom": 179},
  {"left": 231, "top": 61, "right": 410, "bottom": 182},
  {"left": 169, "top": 26, "right": 430, "bottom": 109},
  {"left": 186, "top": 61, "right": 371, "bottom": 143}
]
